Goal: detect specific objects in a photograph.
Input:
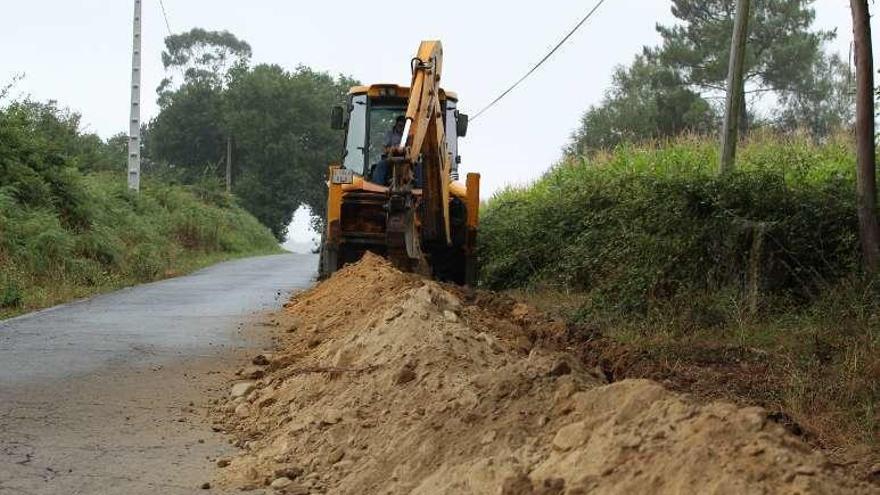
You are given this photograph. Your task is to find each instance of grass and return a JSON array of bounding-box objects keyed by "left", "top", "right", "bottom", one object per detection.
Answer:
[
  {"left": 515, "top": 285, "right": 879, "bottom": 459},
  {"left": 0, "top": 98, "right": 283, "bottom": 320},
  {"left": 0, "top": 173, "right": 282, "bottom": 320},
  {"left": 480, "top": 132, "right": 880, "bottom": 475}
]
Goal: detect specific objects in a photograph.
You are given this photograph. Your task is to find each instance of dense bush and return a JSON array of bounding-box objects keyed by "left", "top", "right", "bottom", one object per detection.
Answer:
[
  {"left": 0, "top": 98, "right": 279, "bottom": 317},
  {"left": 481, "top": 134, "right": 880, "bottom": 456},
  {"left": 480, "top": 134, "right": 859, "bottom": 318}
]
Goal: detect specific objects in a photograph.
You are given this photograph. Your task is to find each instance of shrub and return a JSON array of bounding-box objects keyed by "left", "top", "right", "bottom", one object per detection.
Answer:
[
  {"left": 479, "top": 134, "right": 860, "bottom": 319},
  {"left": 480, "top": 134, "right": 880, "bottom": 453},
  {"left": 0, "top": 274, "right": 22, "bottom": 308},
  {"left": 0, "top": 97, "right": 281, "bottom": 317}
]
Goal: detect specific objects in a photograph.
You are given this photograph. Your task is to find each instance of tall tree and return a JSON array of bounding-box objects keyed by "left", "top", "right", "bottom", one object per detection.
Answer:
[
  {"left": 157, "top": 28, "right": 252, "bottom": 103},
  {"left": 569, "top": 54, "right": 715, "bottom": 154},
  {"left": 850, "top": 0, "right": 880, "bottom": 273},
  {"left": 148, "top": 81, "right": 226, "bottom": 182},
  {"left": 223, "top": 65, "right": 355, "bottom": 237},
  {"left": 657, "top": 0, "right": 834, "bottom": 130},
  {"left": 148, "top": 30, "right": 356, "bottom": 239},
  {"left": 776, "top": 53, "right": 854, "bottom": 136}
]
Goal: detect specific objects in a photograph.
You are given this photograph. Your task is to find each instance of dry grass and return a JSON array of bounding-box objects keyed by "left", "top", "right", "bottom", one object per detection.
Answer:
[{"left": 510, "top": 286, "right": 880, "bottom": 481}]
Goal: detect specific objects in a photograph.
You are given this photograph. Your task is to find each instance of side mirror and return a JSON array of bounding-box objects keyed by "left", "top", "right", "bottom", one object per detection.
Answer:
[
  {"left": 456, "top": 112, "right": 469, "bottom": 137},
  {"left": 330, "top": 106, "right": 345, "bottom": 130}
]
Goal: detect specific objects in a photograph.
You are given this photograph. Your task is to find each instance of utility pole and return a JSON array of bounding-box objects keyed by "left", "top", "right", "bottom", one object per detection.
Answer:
[
  {"left": 719, "top": 0, "right": 751, "bottom": 174},
  {"left": 128, "top": 0, "right": 142, "bottom": 192},
  {"left": 226, "top": 137, "right": 233, "bottom": 193},
  {"left": 851, "top": 0, "right": 880, "bottom": 273}
]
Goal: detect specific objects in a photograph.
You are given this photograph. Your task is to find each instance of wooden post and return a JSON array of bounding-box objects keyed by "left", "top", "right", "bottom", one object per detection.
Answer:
[
  {"left": 720, "top": 0, "right": 751, "bottom": 174},
  {"left": 747, "top": 222, "right": 766, "bottom": 316},
  {"left": 851, "top": 0, "right": 880, "bottom": 273},
  {"left": 226, "top": 136, "right": 233, "bottom": 193}
]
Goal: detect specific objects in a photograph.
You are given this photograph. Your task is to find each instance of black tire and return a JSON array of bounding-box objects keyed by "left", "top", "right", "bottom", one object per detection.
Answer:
[{"left": 318, "top": 233, "right": 338, "bottom": 280}]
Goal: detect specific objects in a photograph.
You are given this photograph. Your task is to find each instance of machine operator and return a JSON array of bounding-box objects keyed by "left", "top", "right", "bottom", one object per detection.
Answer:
[{"left": 371, "top": 116, "right": 406, "bottom": 186}]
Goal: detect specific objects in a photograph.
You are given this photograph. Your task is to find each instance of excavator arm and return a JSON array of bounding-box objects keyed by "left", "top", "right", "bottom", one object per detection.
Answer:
[
  {"left": 389, "top": 41, "right": 453, "bottom": 253},
  {"left": 322, "top": 40, "right": 479, "bottom": 285}
]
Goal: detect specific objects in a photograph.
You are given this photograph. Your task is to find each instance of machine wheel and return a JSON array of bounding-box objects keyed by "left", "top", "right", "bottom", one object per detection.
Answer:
[{"left": 318, "top": 234, "right": 339, "bottom": 280}]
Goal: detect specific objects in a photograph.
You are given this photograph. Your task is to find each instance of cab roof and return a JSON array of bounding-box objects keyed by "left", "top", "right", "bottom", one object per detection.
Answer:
[{"left": 348, "top": 84, "right": 458, "bottom": 101}]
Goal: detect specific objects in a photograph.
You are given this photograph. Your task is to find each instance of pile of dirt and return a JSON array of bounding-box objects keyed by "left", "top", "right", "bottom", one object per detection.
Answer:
[{"left": 213, "top": 253, "right": 874, "bottom": 494}]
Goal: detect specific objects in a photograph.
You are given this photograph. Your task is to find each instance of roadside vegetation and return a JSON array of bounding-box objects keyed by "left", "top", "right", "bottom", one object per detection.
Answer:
[
  {"left": 0, "top": 97, "right": 280, "bottom": 320},
  {"left": 479, "top": 135, "right": 879, "bottom": 468},
  {"left": 477, "top": 0, "right": 880, "bottom": 472},
  {"left": 147, "top": 29, "right": 354, "bottom": 238}
]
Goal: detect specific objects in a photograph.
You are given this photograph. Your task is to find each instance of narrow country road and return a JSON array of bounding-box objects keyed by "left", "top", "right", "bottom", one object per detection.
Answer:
[{"left": 0, "top": 253, "right": 317, "bottom": 495}]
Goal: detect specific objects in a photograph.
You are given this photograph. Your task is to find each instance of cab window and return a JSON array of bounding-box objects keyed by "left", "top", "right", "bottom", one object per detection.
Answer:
[
  {"left": 445, "top": 101, "right": 460, "bottom": 177},
  {"left": 342, "top": 94, "right": 367, "bottom": 175},
  {"left": 368, "top": 105, "right": 406, "bottom": 169}
]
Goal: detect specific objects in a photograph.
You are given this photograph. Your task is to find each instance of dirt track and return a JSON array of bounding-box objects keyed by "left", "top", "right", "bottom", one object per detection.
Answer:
[{"left": 215, "top": 254, "right": 877, "bottom": 494}]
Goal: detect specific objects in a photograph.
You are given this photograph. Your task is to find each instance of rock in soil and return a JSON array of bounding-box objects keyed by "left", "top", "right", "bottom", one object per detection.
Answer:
[
  {"left": 270, "top": 476, "right": 292, "bottom": 489},
  {"left": 274, "top": 466, "right": 303, "bottom": 480},
  {"left": 229, "top": 381, "right": 256, "bottom": 399}
]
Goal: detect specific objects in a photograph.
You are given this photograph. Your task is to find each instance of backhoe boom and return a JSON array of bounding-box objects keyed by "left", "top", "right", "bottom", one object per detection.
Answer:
[{"left": 320, "top": 40, "right": 480, "bottom": 285}]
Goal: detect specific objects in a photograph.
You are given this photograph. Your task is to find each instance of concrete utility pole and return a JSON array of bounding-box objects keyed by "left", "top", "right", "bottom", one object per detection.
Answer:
[
  {"left": 850, "top": 0, "right": 880, "bottom": 273},
  {"left": 719, "top": 0, "right": 751, "bottom": 174},
  {"left": 128, "top": 0, "right": 142, "bottom": 192}
]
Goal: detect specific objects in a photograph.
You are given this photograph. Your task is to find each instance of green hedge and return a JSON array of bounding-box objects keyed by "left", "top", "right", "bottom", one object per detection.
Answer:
[{"left": 479, "top": 134, "right": 860, "bottom": 316}]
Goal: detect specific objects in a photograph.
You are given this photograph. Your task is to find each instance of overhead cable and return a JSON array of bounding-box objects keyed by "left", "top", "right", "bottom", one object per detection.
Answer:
[
  {"left": 158, "top": 0, "right": 173, "bottom": 36},
  {"left": 470, "top": 0, "right": 609, "bottom": 122}
]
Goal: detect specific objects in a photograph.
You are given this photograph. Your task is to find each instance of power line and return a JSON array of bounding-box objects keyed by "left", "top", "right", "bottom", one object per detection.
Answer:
[
  {"left": 470, "top": 0, "right": 608, "bottom": 122},
  {"left": 157, "top": 0, "right": 173, "bottom": 36}
]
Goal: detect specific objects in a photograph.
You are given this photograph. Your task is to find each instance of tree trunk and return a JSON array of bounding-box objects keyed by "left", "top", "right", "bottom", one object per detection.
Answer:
[{"left": 851, "top": 0, "right": 880, "bottom": 273}]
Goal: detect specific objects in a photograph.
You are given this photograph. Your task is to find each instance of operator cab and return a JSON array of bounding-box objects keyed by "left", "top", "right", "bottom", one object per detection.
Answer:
[{"left": 330, "top": 85, "right": 468, "bottom": 186}]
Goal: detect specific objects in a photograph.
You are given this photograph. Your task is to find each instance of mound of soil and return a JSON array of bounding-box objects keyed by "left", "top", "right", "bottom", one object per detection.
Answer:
[{"left": 214, "top": 253, "right": 874, "bottom": 494}]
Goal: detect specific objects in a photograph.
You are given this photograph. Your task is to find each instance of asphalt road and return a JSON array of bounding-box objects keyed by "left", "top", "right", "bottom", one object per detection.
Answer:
[{"left": 0, "top": 253, "right": 317, "bottom": 494}]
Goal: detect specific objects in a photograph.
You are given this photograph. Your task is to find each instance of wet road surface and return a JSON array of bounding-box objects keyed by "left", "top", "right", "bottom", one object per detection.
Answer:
[{"left": 0, "top": 253, "right": 316, "bottom": 494}]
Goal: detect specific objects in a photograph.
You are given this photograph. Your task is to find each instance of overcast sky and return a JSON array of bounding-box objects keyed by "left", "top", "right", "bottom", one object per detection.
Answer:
[{"left": 0, "top": 0, "right": 868, "bottom": 245}]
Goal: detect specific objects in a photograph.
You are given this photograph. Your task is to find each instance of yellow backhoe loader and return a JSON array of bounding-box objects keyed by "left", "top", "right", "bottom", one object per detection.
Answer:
[{"left": 320, "top": 40, "right": 480, "bottom": 285}]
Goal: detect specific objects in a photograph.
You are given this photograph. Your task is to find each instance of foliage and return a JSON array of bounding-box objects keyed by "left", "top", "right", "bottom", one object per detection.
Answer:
[
  {"left": 0, "top": 96, "right": 279, "bottom": 318},
  {"left": 149, "top": 80, "right": 228, "bottom": 182},
  {"left": 223, "top": 65, "right": 356, "bottom": 238},
  {"left": 490, "top": 135, "right": 879, "bottom": 458},
  {"left": 158, "top": 28, "right": 252, "bottom": 97},
  {"left": 776, "top": 53, "right": 855, "bottom": 136},
  {"left": 568, "top": 54, "right": 716, "bottom": 154},
  {"left": 0, "top": 100, "right": 121, "bottom": 215},
  {"left": 148, "top": 29, "right": 356, "bottom": 239},
  {"left": 570, "top": 0, "right": 847, "bottom": 153},
  {"left": 480, "top": 134, "right": 858, "bottom": 317},
  {"left": 656, "top": 0, "right": 833, "bottom": 94}
]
